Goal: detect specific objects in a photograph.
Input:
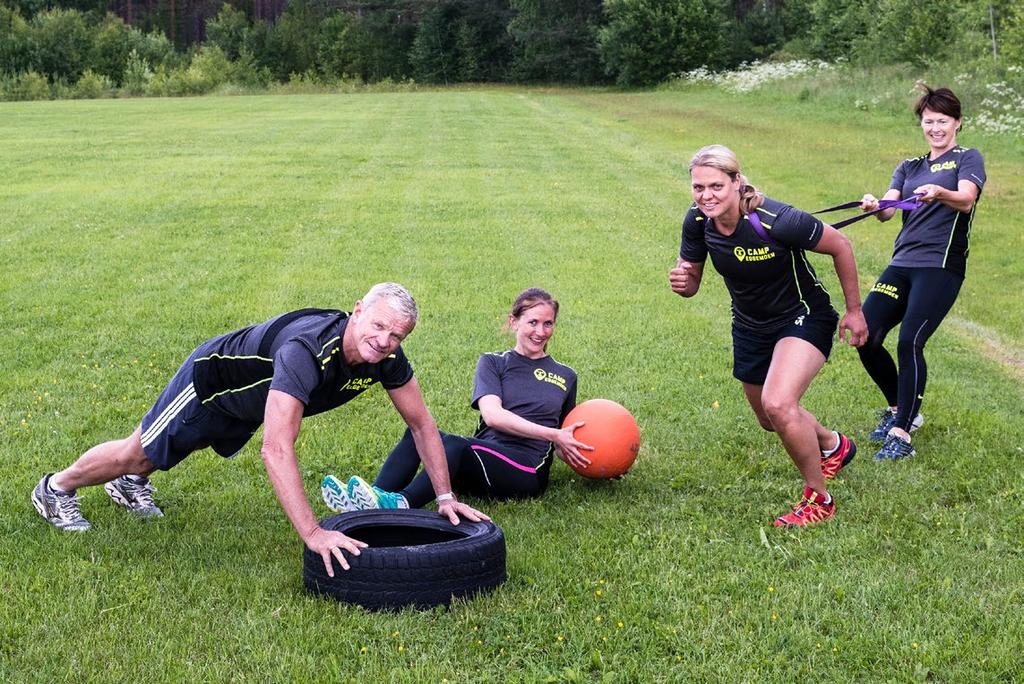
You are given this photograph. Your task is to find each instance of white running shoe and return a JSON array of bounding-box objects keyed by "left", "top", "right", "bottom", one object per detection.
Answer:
[
  {"left": 104, "top": 475, "right": 164, "bottom": 517},
  {"left": 32, "top": 474, "right": 91, "bottom": 532}
]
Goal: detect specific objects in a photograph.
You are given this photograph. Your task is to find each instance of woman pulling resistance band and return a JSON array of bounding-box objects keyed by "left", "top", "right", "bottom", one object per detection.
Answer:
[
  {"left": 669, "top": 144, "right": 867, "bottom": 527},
  {"left": 321, "top": 287, "right": 592, "bottom": 511},
  {"left": 858, "top": 84, "right": 986, "bottom": 460}
]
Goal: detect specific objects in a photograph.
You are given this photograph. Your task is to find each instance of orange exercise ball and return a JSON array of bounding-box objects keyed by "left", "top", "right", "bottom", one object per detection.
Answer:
[{"left": 562, "top": 399, "right": 640, "bottom": 479}]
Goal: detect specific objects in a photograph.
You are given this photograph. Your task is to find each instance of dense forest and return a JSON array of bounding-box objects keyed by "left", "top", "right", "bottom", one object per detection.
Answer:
[{"left": 2, "top": 0, "right": 1023, "bottom": 96}]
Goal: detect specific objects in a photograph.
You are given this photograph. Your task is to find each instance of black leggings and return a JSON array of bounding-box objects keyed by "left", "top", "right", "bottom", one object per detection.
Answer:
[
  {"left": 374, "top": 428, "right": 550, "bottom": 508},
  {"left": 857, "top": 265, "right": 963, "bottom": 431}
]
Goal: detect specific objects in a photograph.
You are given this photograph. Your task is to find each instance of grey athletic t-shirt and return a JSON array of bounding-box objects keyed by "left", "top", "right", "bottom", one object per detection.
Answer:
[
  {"left": 191, "top": 310, "right": 413, "bottom": 423},
  {"left": 889, "top": 146, "right": 986, "bottom": 276},
  {"left": 470, "top": 350, "right": 577, "bottom": 467}
]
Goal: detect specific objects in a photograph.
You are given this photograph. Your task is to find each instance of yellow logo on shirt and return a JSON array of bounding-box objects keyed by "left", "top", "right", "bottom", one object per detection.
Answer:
[
  {"left": 930, "top": 160, "right": 957, "bottom": 173},
  {"left": 733, "top": 246, "right": 775, "bottom": 262},
  {"left": 533, "top": 368, "right": 567, "bottom": 391},
  {"left": 340, "top": 377, "right": 375, "bottom": 392}
]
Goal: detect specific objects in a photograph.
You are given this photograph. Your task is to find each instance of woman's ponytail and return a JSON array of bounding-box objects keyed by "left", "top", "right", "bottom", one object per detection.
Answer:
[{"left": 737, "top": 174, "right": 764, "bottom": 214}]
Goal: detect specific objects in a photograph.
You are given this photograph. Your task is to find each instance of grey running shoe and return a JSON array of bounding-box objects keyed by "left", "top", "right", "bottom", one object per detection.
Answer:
[
  {"left": 869, "top": 408, "right": 924, "bottom": 442},
  {"left": 32, "top": 474, "right": 91, "bottom": 532},
  {"left": 104, "top": 475, "right": 164, "bottom": 517},
  {"left": 874, "top": 433, "right": 916, "bottom": 460}
]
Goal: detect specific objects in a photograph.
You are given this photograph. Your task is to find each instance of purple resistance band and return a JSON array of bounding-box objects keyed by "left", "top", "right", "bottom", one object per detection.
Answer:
[
  {"left": 746, "top": 211, "right": 784, "bottom": 249},
  {"left": 810, "top": 193, "right": 924, "bottom": 229},
  {"left": 746, "top": 192, "right": 923, "bottom": 248}
]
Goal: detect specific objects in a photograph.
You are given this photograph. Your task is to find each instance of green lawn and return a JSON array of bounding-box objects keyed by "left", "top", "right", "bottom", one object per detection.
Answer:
[{"left": 2, "top": 88, "right": 1022, "bottom": 682}]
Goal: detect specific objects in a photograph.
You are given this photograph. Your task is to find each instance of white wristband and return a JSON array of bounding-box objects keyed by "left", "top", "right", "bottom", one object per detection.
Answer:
[{"left": 436, "top": 492, "right": 455, "bottom": 503}]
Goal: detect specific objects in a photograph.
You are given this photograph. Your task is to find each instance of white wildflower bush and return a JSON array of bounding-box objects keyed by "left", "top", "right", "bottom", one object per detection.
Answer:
[
  {"left": 669, "top": 59, "right": 834, "bottom": 93},
  {"left": 963, "top": 66, "right": 1024, "bottom": 137}
]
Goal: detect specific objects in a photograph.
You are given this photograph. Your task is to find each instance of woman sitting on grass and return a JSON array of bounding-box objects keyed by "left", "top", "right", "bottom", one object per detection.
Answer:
[
  {"left": 321, "top": 287, "right": 592, "bottom": 511},
  {"left": 668, "top": 144, "right": 867, "bottom": 527}
]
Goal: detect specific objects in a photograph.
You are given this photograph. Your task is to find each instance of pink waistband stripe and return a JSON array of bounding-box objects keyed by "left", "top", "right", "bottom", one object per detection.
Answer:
[{"left": 470, "top": 444, "right": 538, "bottom": 474}]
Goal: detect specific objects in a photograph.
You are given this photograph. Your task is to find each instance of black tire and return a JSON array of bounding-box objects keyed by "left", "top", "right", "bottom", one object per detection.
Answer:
[{"left": 302, "top": 509, "right": 506, "bottom": 611}]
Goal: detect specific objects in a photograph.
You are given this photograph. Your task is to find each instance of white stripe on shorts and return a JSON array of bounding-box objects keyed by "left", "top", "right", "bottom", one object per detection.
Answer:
[{"left": 141, "top": 382, "right": 197, "bottom": 448}]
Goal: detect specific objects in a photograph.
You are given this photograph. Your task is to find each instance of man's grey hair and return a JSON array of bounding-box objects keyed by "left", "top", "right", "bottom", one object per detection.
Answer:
[{"left": 362, "top": 282, "right": 419, "bottom": 325}]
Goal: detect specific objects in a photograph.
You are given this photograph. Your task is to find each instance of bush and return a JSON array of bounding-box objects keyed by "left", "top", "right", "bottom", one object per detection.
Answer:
[
  {"left": 207, "top": 3, "right": 249, "bottom": 61},
  {"left": 144, "top": 44, "right": 271, "bottom": 96},
  {"left": 267, "top": 69, "right": 334, "bottom": 94},
  {"left": 182, "top": 44, "right": 233, "bottom": 92},
  {"left": 0, "top": 4, "right": 33, "bottom": 76},
  {"left": 449, "top": 0, "right": 514, "bottom": 82},
  {"left": 316, "top": 11, "right": 365, "bottom": 81},
  {"left": 122, "top": 48, "right": 153, "bottom": 95},
  {"left": 264, "top": 0, "right": 326, "bottom": 81},
  {"left": 90, "top": 13, "right": 142, "bottom": 85},
  {"left": 29, "top": 8, "right": 92, "bottom": 82},
  {"left": 998, "top": 2, "right": 1024, "bottom": 65},
  {"left": 146, "top": 45, "right": 232, "bottom": 96},
  {"left": 1, "top": 70, "right": 51, "bottom": 100},
  {"left": 853, "top": 0, "right": 989, "bottom": 67},
  {"left": 362, "top": 76, "right": 417, "bottom": 92},
  {"left": 598, "top": 0, "right": 731, "bottom": 87},
  {"left": 793, "top": 0, "right": 871, "bottom": 61},
  {"left": 354, "top": 9, "right": 416, "bottom": 82},
  {"left": 453, "top": 18, "right": 480, "bottom": 82},
  {"left": 407, "top": 0, "right": 513, "bottom": 84},
  {"left": 48, "top": 76, "right": 72, "bottom": 99},
  {"left": 507, "top": 0, "right": 606, "bottom": 84},
  {"left": 666, "top": 59, "right": 836, "bottom": 94},
  {"left": 143, "top": 64, "right": 174, "bottom": 96},
  {"left": 71, "top": 68, "right": 113, "bottom": 98},
  {"left": 731, "top": 1, "right": 788, "bottom": 64},
  {"left": 409, "top": 2, "right": 453, "bottom": 84},
  {"left": 137, "top": 29, "right": 178, "bottom": 70},
  {"left": 228, "top": 48, "right": 272, "bottom": 88}
]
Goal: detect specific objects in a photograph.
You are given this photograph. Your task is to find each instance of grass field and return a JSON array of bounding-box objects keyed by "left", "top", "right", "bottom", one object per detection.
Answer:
[{"left": 2, "top": 87, "right": 1023, "bottom": 682}]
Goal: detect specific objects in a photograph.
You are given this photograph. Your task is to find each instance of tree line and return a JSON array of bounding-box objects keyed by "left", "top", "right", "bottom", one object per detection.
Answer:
[{"left": 2, "top": 0, "right": 1023, "bottom": 96}]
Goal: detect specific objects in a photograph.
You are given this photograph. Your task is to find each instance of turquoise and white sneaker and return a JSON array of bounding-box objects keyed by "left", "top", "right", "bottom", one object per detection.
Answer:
[
  {"left": 346, "top": 475, "right": 408, "bottom": 510},
  {"left": 321, "top": 474, "right": 355, "bottom": 512}
]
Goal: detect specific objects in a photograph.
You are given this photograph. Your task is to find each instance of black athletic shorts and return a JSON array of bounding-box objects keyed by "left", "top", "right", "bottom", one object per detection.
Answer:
[
  {"left": 139, "top": 343, "right": 260, "bottom": 470},
  {"left": 731, "top": 307, "right": 839, "bottom": 385}
]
